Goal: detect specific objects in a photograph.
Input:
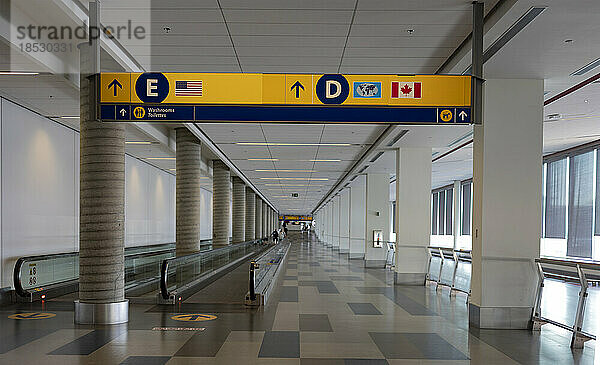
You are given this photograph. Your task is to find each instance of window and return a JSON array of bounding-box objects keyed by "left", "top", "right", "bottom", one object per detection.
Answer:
[
  {"left": 461, "top": 182, "right": 472, "bottom": 235},
  {"left": 438, "top": 190, "right": 445, "bottom": 234},
  {"left": 544, "top": 159, "right": 567, "bottom": 238},
  {"left": 392, "top": 201, "right": 396, "bottom": 234},
  {"left": 431, "top": 192, "right": 438, "bottom": 235},
  {"left": 445, "top": 189, "right": 453, "bottom": 235},
  {"left": 596, "top": 150, "right": 600, "bottom": 236},
  {"left": 567, "top": 151, "right": 594, "bottom": 258}
]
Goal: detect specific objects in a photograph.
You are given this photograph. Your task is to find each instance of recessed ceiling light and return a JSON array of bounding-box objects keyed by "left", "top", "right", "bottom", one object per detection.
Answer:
[
  {"left": 236, "top": 142, "right": 352, "bottom": 147},
  {"left": 126, "top": 141, "right": 153, "bottom": 144},
  {"left": 146, "top": 157, "right": 175, "bottom": 160},
  {"left": 308, "top": 159, "right": 341, "bottom": 162},
  {"left": 255, "top": 169, "right": 317, "bottom": 173},
  {"left": 259, "top": 177, "right": 329, "bottom": 181},
  {"left": 0, "top": 71, "right": 39, "bottom": 75},
  {"left": 58, "top": 116, "right": 79, "bottom": 119},
  {"left": 248, "top": 158, "right": 279, "bottom": 161}
]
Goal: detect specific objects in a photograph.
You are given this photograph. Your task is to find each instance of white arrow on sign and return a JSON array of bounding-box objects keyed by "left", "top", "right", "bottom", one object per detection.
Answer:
[
  {"left": 458, "top": 110, "right": 468, "bottom": 121},
  {"left": 119, "top": 108, "right": 127, "bottom": 117}
]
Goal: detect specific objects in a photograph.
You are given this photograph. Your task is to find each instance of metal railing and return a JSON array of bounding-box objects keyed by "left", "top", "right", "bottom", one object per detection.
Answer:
[
  {"left": 246, "top": 241, "right": 290, "bottom": 306},
  {"left": 159, "top": 238, "right": 266, "bottom": 301},
  {"left": 426, "top": 246, "right": 472, "bottom": 298},
  {"left": 13, "top": 240, "right": 212, "bottom": 299},
  {"left": 533, "top": 257, "right": 599, "bottom": 348}
]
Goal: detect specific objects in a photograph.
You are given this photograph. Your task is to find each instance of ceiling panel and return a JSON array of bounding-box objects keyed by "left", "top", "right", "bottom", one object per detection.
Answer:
[
  {"left": 353, "top": 10, "right": 471, "bottom": 25},
  {"left": 228, "top": 23, "right": 350, "bottom": 36},
  {"left": 235, "top": 46, "right": 343, "bottom": 57},
  {"left": 223, "top": 9, "right": 354, "bottom": 23},
  {"left": 343, "top": 46, "right": 456, "bottom": 58},
  {"left": 220, "top": 0, "right": 356, "bottom": 10}
]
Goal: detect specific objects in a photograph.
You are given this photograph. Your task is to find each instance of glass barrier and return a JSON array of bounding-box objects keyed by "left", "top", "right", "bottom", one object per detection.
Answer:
[
  {"left": 14, "top": 241, "right": 187, "bottom": 297},
  {"left": 160, "top": 239, "right": 267, "bottom": 300}
]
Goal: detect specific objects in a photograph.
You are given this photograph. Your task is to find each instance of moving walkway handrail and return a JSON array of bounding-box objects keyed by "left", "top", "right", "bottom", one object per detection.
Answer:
[
  {"left": 533, "top": 257, "right": 600, "bottom": 348},
  {"left": 160, "top": 238, "right": 264, "bottom": 300},
  {"left": 13, "top": 241, "right": 191, "bottom": 298}
]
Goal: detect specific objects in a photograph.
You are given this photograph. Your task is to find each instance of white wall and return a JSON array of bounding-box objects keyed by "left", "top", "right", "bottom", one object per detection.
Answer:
[
  {"left": 0, "top": 97, "right": 201, "bottom": 289},
  {"left": 125, "top": 155, "right": 175, "bottom": 247},
  {"left": 1, "top": 98, "right": 79, "bottom": 287}
]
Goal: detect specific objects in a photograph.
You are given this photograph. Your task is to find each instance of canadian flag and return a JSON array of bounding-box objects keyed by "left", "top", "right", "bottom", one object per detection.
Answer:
[{"left": 391, "top": 82, "right": 421, "bottom": 98}]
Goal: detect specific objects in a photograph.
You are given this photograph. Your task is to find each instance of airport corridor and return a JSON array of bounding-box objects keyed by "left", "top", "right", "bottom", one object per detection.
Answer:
[{"left": 0, "top": 232, "right": 594, "bottom": 364}]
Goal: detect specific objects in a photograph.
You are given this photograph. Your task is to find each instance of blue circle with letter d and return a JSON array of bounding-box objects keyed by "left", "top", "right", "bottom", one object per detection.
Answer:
[
  {"left": 316, "top": 74, "right": 349, "bottom": 104},
  {"left": 135, "top": 72, "right": 169, "bottom": 103}
]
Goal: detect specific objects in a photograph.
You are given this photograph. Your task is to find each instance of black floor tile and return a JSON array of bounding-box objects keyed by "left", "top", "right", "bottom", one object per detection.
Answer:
[
  {"left": 49, "top": 328, "right": 126, "bottom": 355},
  {"left": 120, "top": 356, "right": 171, "bottom": 365},
  {"left": 258, "top": 331, "right": 300, "bottom": 358},
  {"left": 330, "top": 276, "right": 364, "bottom": 281},
  {"left": 369, "top": 332, "right": 468, "bottom": 360},
  {"left": 279, "top": 286, "right": 299, "bottom": 302},
  {"left": 0, "top": 328, "right": 57, "bottom": 354},
  {"left": 347, "top": 303, "right": 382, "bottom": 315},
  {"left": 299, "top": 314, "right": 333, "bottom": 332},
  {"left": 174, "top": 326, "right": 230, "bottom": 357},
  {"left": 300, "top": 359, "right": 344, "bottom": 365},
  {"left": 345, "top": 360, "right": 389, "bottom": 365},
  {"left": 355, "top": 287, "right": 436, "bottom": 315}
]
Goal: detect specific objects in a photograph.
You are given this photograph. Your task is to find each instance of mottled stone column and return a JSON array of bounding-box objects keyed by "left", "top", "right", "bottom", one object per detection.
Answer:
[
  {"left": 263, "top": 201, "right": 269, "bottom": 237},
  {"left": 175, "top": 128, "right": 201, "bottom": 256},
  {"left": 232, "top": 176, "right": 246, "bottom": 243},
  {"left": 255, "top": 198, "right": 263, "bottom": 238},
  {"left": 245, "top": 188, "right": 256, "bottom": 240},
  {"left": 212, "top": 160, "right": 231, "bottom": 247},
  {"left": 77, "top": 42, "right": 127, "bottom": 324}
]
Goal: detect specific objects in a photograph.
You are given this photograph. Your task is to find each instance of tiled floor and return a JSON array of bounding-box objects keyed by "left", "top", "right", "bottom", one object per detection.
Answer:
[{"left": 0, "top": 232, "right": 597, "bottom": 364}]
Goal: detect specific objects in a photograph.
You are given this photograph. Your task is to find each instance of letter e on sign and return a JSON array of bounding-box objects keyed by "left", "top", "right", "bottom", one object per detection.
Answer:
[{"left": 135, "top": 73, "right": 169, "bottom": 103}]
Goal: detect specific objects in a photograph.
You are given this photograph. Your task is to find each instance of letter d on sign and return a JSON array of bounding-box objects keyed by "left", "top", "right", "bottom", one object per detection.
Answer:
[
  {"left": 326, "top": 80, "right": 341, "bottom": 98},
  {"left": 147, "top": 79, "right": 158, "bottom": 97},
  {"left": 316, "top": 74, "right": 349, "bottom": 104}
]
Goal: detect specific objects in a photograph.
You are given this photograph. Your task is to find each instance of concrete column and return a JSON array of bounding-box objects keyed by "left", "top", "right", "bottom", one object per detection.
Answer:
[
  {"left": 255, "top": 198, "right": 263, "bottom": 238},
  {"left": 452, "top": 180, "right": 461, "bottom": 250},
  {"left": 469, "top": 79, "right": 543, "bottom": 329},
  {"left": 175, "top": 128, "right": 202, "bottom": 257},
  {"left": 394, "top": 148, "right": 432, "bottom": 285},
  {"left": 245, "top": 188, "right": 256, "bottom": 240},
  {"left": 212, "top": 160, "right": 231, "bottom": 247},
  {"left": 340, "top": 188, "right": 350, "bottom": 254},
  {"left": 263, "top": 201, "right": 268, "bottom": 237},
  {"left": 232, "top": 177, "right": 246, "bottom": 243},
  {"left": 365, "top": 173, "right": 390, "bottom": 267},
  {"left": 331, "top": 204, "right": 335, "bottom": 247},
  {"left": 324, "top": 204, "right": 330, "bottom": 246},
  {"left": 332, "top": 195, "right": 340, "bottom": 250},
  {"left": 349, "top": 177, "right": 366, "bottom": 259},
  {"left": 77, "top": 42, "right": 127, "bottom": 324},
  {"left": 267, "top": 208, "right": 272, "bottom": 236}
]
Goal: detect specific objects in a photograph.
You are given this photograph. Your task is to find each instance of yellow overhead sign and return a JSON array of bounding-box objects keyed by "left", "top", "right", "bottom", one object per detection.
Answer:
[{"left": 100, "top": 73, "right": 471, "bottom": 107}]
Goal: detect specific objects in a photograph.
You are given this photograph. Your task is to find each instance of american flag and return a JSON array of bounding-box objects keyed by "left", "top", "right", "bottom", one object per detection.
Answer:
[{"left": 175, "top": 81, "right": 203, "bottom": 96}]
